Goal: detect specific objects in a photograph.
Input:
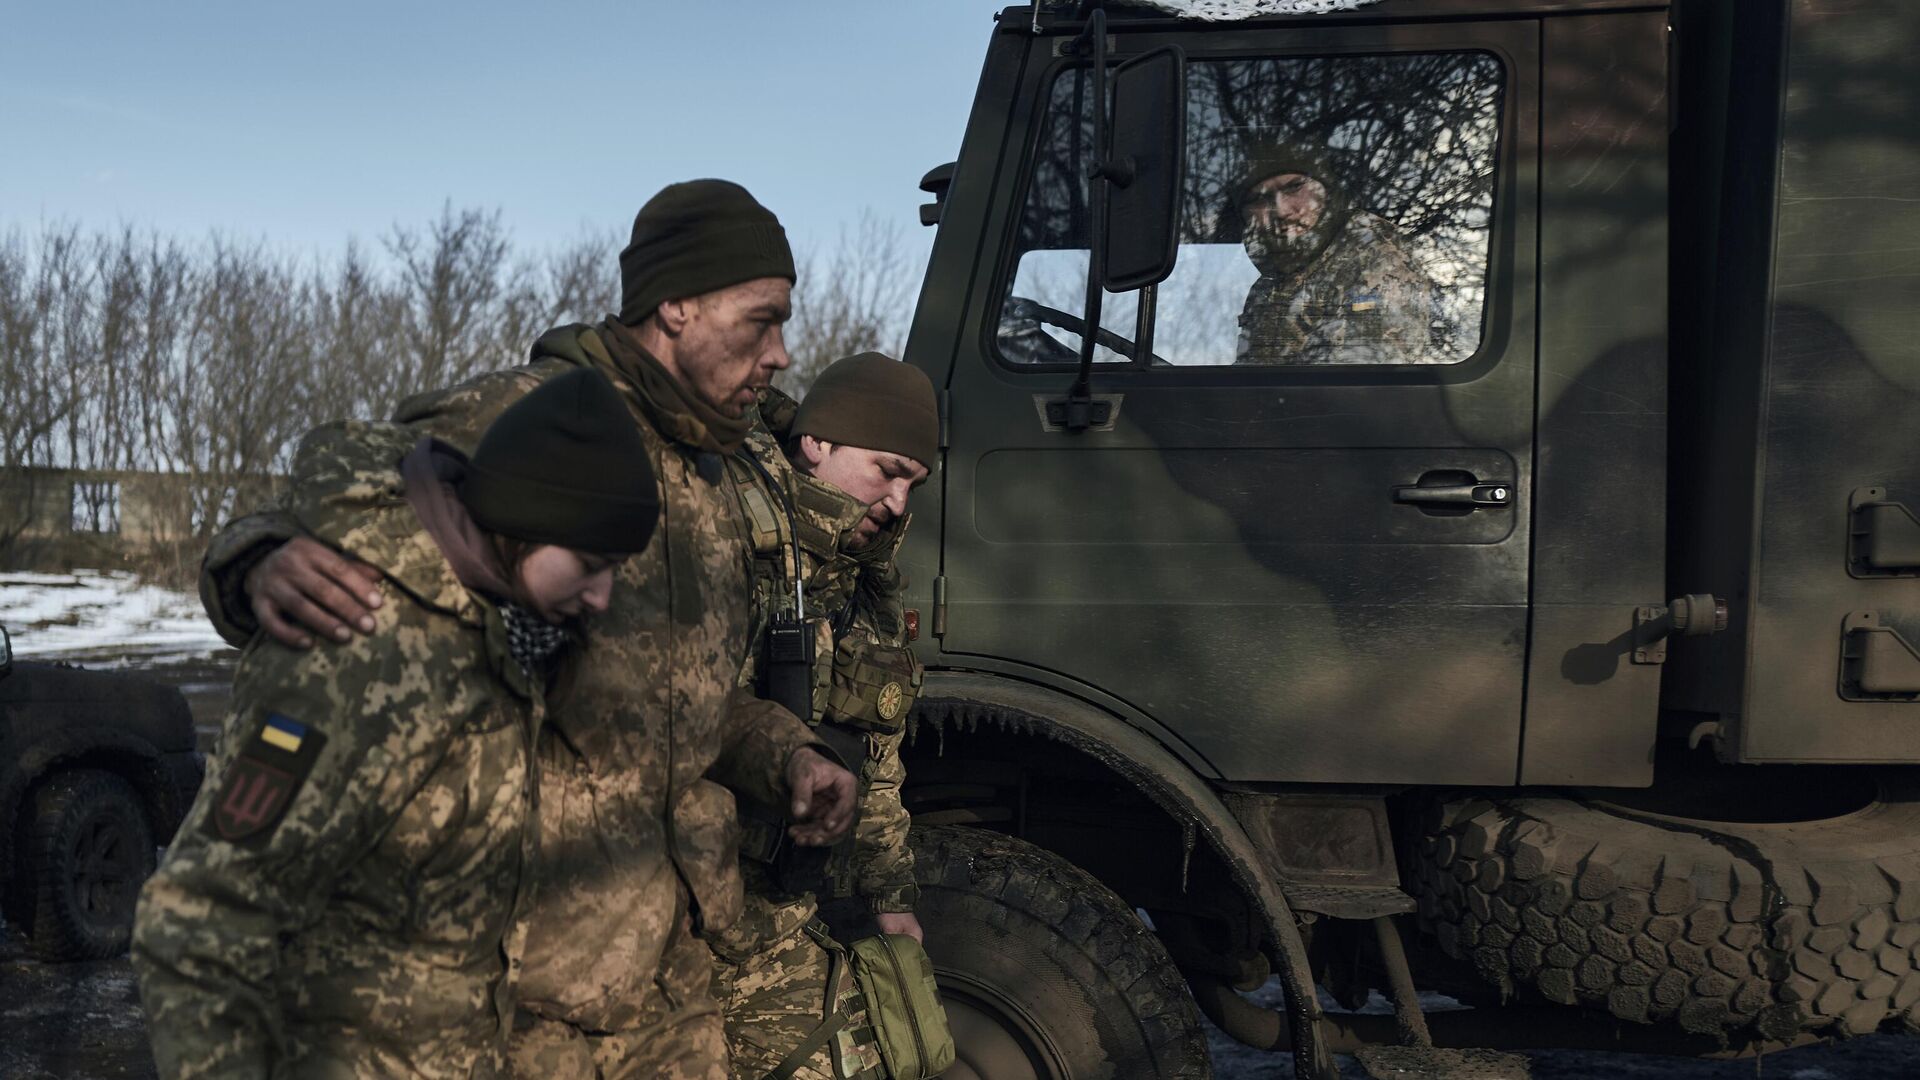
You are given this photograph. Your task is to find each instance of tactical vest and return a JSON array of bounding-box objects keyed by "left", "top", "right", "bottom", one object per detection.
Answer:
[{"left": 727, "top": 434, "right": 924, "bottom": 899}]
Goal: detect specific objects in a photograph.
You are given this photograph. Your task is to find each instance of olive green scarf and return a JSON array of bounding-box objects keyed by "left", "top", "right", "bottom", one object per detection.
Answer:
[{"left": 597, "top": 318, "right": 754, "bottom": 455}]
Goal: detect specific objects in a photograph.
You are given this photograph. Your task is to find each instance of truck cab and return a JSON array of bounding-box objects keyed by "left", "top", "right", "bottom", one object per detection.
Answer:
[{"left": 893, "top": 3, "right": 1920, "bottom": 1076}]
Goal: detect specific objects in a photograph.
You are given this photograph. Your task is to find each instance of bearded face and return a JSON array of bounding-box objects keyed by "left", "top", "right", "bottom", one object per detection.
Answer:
[{"left": 1240, "top": 172, "right": 1337, "bottom": 277}]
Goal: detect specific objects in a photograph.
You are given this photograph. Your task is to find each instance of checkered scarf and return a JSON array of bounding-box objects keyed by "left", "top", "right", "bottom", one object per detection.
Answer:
[{"left": 500, "top": 602, "right": 570, "bottom": 675}]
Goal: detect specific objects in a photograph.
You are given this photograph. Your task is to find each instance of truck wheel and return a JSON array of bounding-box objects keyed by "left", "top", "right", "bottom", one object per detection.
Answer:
[
  {"left": 911, "top": 824, "right": 1212, "bottom": 1080},
  {"left": 1413, "top": 780, "right": 1920, "bottom": 1041},
  {"left": 19, "top": 769, "right": 155, "bottom": 960}
]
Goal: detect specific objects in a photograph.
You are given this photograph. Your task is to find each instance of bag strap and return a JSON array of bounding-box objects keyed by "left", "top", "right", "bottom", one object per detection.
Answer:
[
  {"left": 761, "top": 1011, "right": 850, "bottom": 1080},
  {"left": 761, "top": 926, "right": 852, "bottom": 1080}
]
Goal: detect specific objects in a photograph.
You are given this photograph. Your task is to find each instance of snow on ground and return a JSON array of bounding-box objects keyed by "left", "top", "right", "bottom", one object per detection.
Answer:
[{"left": 0, "top": 570, "right": 229, "bottom": 665}]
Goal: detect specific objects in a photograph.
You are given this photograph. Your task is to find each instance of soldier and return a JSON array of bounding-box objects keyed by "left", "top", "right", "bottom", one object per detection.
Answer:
[
  {"left": 714, "top": 352, "right": 938, "bottom": 1080},
  {"left": 1234, "top": 142, "right": 1443, "bottom": 365},
  {"left": 192, "top": 180, "right": 858, "bottom": 1079},
  {"left": 133, "top": 368, "right": 662, "bottom": 1079}
]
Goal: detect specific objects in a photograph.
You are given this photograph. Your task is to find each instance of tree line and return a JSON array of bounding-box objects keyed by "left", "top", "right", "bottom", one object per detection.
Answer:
[{"left": 0, "top": 205, "right": 912, "bottom": 557}]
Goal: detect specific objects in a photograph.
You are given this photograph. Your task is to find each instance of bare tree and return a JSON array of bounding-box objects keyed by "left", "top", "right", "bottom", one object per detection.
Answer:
[
  {"left": 381, "top": 203, "right": 532, "bottom": 411},
  {"left": 0, "top": 226, "right": 84, "bottom": 553},
  {"left": 779, "top": 210, "right": 915, "bottom": 396},
  {"left": 543, "top": 228, "right": 621, "bottom": 327},
  {"left": 0, "top": 207, "right": 922, "bottom": 574}
]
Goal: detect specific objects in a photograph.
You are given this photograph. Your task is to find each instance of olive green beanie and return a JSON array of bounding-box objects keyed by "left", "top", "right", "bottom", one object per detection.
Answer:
[
  {"left": 791, "top": 352, "right": 939, "bottom": 471},
  {"left": 618, "top": 179, "right": 795, "bottom": 325},
  {"left": 459, "top": 368, "right": 660, "bottom": 554}
]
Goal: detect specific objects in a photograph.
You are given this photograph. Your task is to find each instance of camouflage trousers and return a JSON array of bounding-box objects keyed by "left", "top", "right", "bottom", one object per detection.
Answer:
[
  {"left": 508, "top": 900, "right": 727, "bottom": 1080},
  {"left": 710, "top": 918, "right": 886, "bottom": 1080}
]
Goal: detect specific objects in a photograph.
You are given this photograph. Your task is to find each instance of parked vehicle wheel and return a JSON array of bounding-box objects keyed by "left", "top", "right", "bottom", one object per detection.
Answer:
[
  {"left": 911, "top": 824, "right": 1212, "bottom": 1080},
  {"left": 1413, "top": 776, "right": 1920, "bottom": 1042},
  {"left": 17, "top": 769, "right": 155, "bottom": 960}
]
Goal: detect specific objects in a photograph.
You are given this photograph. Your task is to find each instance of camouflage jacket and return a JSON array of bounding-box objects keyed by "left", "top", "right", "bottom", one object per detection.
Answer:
[
  {"left": 134, "top": 422, "right": 542, "bottom": 1080},
  {"left": 195, "top": 320, "right": 823, "bottom": 1033},
  {"left": 1236, "top": 210, "right": 1443, "bottom": 365},
  {"left": 713, "top": 390, "right": 921, "bottom": 961}
]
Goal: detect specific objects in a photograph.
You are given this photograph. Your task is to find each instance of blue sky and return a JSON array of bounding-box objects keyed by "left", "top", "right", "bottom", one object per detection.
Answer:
[{"left": 0, "top": 1, "right": 1004, "bottom": 267}]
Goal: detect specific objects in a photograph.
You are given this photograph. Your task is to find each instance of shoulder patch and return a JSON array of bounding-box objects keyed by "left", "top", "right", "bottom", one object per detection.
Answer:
[{"left": 203, "top": 713, "right": 327, "bottom": 846}]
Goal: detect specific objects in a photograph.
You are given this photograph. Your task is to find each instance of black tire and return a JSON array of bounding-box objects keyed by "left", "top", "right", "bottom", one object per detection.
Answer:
[
  {"left": 911, "top": 824, "right": 1211, "bottom": 1080},
  {"left": 1412, "top": 784, "right": 1920, "bottom": 1042},
  {"left": 18, "top": 769, "right": 155, "bottom": 961}
]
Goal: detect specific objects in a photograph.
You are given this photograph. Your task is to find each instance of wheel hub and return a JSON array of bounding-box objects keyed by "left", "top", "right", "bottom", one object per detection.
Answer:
[{"left": 936, "top": 971, "right": 1069, "bottom": 1080}]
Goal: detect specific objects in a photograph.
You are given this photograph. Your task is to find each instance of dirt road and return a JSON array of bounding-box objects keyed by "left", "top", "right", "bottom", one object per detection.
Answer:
[{"left": 6, "top": 918, "right": 1915, "bottom": 1079}]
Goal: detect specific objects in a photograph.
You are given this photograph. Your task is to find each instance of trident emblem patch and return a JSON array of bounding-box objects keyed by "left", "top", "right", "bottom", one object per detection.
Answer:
[{"left": 203, "top": 713, "right": 325, "bottom": 846}]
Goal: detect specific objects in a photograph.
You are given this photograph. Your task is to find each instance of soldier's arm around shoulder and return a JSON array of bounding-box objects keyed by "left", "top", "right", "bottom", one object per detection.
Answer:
[
  {"left": 132, "top": 588, "right": 466, "bottom": 1080},
  {"left": 198, "top": 492, "right": 302, "bottom": 647},
  {"left": 392, "top": 358, "right": 572, "bottom": 451}
]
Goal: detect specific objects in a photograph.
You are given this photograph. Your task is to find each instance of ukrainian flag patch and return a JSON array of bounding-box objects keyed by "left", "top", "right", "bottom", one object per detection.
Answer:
[
  {"left": 205, "top": 712, "right": 326, "bottom": 846},
  {"left": 260, "top": 713, "right": 307, "bottom": 753}
]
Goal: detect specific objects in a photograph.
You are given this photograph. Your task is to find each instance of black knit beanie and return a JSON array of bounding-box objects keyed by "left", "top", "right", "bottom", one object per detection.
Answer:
[
  {"left": 459, "top": 368, "right": 660, "bottom": 554},
  {"left": 618, "top": 179, "right": 795, "bottom": 325},
  {"left": 1238, "top": 140, "right": 1343, "bottom": 204},
  {"left": 791, "top": 353, "right": 939, "bottom": 471}
]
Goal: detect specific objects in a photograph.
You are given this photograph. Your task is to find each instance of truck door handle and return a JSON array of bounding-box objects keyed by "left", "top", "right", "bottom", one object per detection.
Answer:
[{"left": 1393, "top": 482, "right": 1513, "bottom": 508}]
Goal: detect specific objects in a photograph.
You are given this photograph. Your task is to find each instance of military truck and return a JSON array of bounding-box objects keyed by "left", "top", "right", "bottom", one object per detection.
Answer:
[
  {"left": 0, "top": 624, "right": 203, "bottom": 959},
  {"left": 890, "top": 2, "right": 1920, "bottom": 1076}
]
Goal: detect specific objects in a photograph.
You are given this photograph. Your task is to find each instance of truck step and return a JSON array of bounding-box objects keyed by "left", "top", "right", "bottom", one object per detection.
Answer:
[{"left": 1281, "top": 882, "right": 1418, "bottom": 920}]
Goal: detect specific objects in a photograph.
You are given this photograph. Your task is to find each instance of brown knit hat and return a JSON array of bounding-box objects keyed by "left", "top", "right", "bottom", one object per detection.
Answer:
[
  {"left": 791, "top": 353, "right": 938, "bottom": 471},
  {"left": 618, "top": 179, "right": 795, "bottom": 325}
]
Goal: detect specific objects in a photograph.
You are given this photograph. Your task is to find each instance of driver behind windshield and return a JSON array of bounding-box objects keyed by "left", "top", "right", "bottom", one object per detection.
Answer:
[{"left": 1234, "top": 141, "right": 1442, "bottom": 365}]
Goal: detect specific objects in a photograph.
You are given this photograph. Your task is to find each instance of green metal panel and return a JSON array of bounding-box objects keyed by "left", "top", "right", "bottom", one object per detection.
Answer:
[
  {"left": 929, "top": 18, "right": 1544, "bottom": 785},
  {"left": 1516, "top": 10, "right": 1670, "bottom": 786},
  {"left": 1735, "top": 0, "right": 1920, "bottom": 760}
]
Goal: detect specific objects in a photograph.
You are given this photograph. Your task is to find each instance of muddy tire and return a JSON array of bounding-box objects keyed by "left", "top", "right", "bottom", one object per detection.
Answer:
[
  {"left": 911, "top": 824, "right": 1211, "bottom": 1080},
  {"left": 1412, "top": 784, "right": 1920, "bottom": 1041},
  {"left": 16, "top": 770, "right": 155, "bottom": 960}
]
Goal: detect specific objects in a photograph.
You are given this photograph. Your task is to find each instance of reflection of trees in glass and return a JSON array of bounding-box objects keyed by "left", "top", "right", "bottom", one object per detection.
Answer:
[
  {"left": 1190, "top": 52, "right": 1502, "bottom": 350},
  {"left": 1008, "top": 51, "right": 1502, "bottom": 364}
]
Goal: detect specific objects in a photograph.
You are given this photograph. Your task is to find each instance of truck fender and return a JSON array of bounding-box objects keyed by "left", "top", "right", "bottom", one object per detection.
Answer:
[
  {"left": 2, "top": 727, "right": 166, "bottom": 878},
  {"left": 914, "top": 669, "right": 1334, "bottom": 1070}
]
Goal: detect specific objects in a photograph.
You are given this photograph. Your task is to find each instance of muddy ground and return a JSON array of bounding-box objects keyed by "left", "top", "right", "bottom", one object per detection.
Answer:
[
  {"left": 6, "top": 924, "right": 1915, "bottom": 1079},
  {"left": 4, "top": 654, "right": 1917, "bottom": 1077}
]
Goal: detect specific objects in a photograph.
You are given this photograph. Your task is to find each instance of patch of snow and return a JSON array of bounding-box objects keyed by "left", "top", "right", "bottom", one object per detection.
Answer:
[
  {"left": 0, "top": 570, "right": 229, "bottom": 664},
  {"left": 1131, "top": 0, "right": 1386, "bottom": 19}
]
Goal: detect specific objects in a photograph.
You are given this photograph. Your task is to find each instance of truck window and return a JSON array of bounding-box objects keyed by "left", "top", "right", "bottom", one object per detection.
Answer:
[{"left": 996, "top": 50, "right": 1504, "bottom": 369}]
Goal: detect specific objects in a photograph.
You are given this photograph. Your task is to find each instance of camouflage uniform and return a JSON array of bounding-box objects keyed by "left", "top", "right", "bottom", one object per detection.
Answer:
[
  {"left": 1236, "top": 210, "right": 1443, "bottom": 365},
  {"left": 197, "top": 321, "right": 825, "bottom": 1080},
  {"left": 707, "top": 390, "right": 921, "bottom": 1080},
  {"left": 134, "top": 421, "right": 543, "bottom": 1080}
]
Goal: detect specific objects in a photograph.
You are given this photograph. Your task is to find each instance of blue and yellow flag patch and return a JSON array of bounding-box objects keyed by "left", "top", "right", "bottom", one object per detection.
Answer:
[
  {"left": 260, "top": 713, "right": 307, "bottom": 753},
  {"left": 204, "top": 712, "right": 326, "bottom": 846}
]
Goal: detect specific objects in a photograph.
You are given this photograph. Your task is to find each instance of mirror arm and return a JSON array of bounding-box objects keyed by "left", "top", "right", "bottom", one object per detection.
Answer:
[
  {"left": 1133, "top": 283, "right": 1158, "bottom": 369},
  {"left": 1067, "top": 8, "right": 1110, "bottom": 432}
]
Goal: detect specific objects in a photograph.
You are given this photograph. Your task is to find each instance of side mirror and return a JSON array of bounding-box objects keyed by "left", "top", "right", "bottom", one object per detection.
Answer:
[
  {"left": 1102, "top": 46, "right": 1187, "bottom": 292},
  {"left": 1, "top": 625, "right": 12, "bottom": 679},
  {"left": 919, "top": 162, "right": 956, "bottom": 227}
]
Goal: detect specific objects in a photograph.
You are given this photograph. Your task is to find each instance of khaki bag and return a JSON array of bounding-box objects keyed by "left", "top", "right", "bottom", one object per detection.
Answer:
[
  {"left": 764, "top": 927, "right": 955, "bottom": 1080},
  {"left": 848, "top": 933, "right": 955, "bottom": 1080}
]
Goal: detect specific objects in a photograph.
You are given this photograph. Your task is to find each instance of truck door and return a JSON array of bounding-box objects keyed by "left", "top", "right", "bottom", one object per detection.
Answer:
[{"left": 934, "top": 18, "right": 1543, "bottom": 784}]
